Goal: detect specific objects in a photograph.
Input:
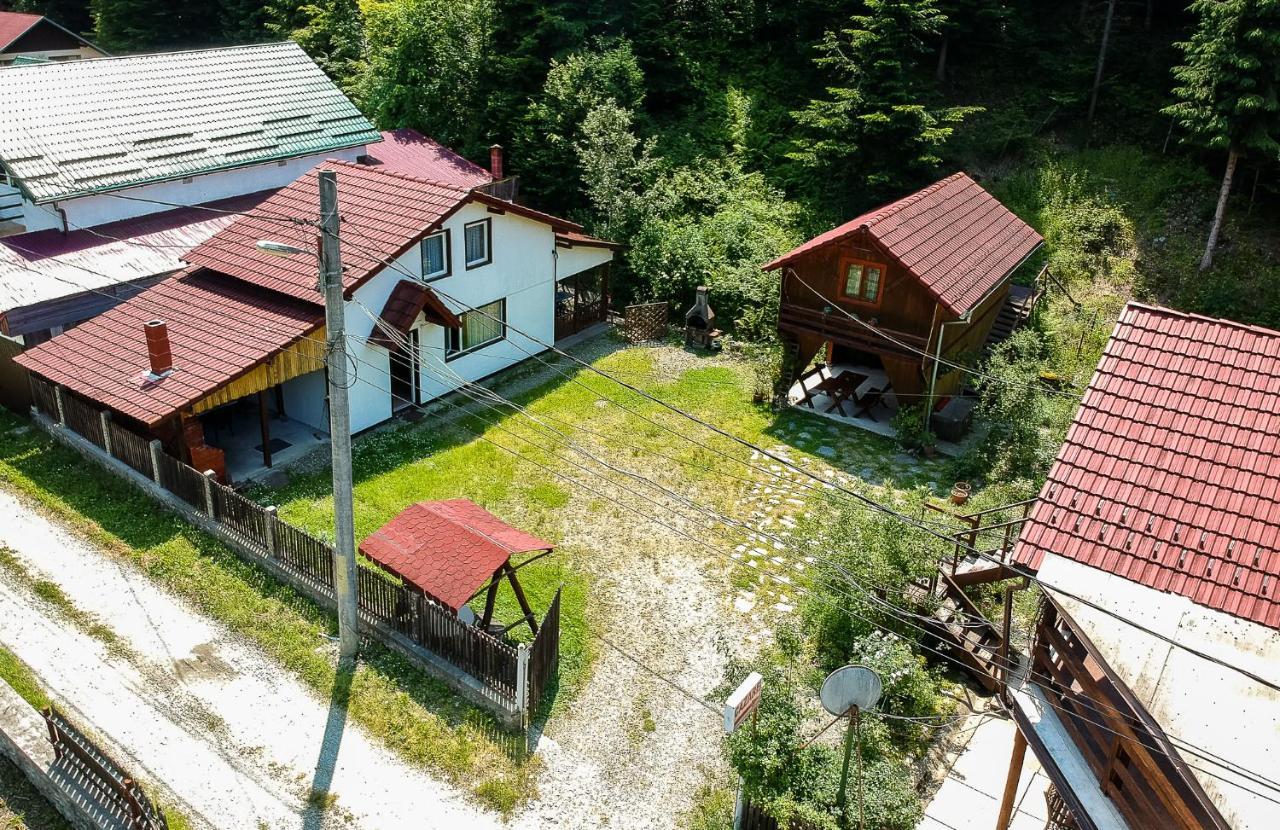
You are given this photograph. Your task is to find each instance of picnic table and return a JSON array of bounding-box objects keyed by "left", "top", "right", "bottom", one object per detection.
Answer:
[{"left": 799, "top": 370, "right": 868, "bottom": 416}]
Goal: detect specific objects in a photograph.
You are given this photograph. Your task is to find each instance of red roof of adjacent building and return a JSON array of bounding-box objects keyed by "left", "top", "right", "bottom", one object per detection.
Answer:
[
  {"left": 762, "top": 172, "right": 1042, "bottom": 316},
  {"left": 364, "top": 129, "right": 493, "bottom": 189},
  {"left": 555, "top": 229, "right": 623, "bottom": 250},
  {"left": 185, "top": 160, "right": 583, "bottom": 304},
  {"left": 1013, "top": 302, "right": 1280, "bottom": 630},
  {"left": 359, "top": 499, "right": 553, "bottom": 612},
  {"left": 0, "top": 12, "right": 42, "bottom": 50},
  {"left": 15, "top": 270, "right": 322, "bottom": 425}
]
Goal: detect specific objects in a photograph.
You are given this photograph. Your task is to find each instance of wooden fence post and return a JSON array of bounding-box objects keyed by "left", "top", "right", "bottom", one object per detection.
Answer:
[
  {"left": 100, "top": 411, "right": 113, "bottom": 456},
  {"left": 147, "top": 440, "right": 164, "bottom": 485},
  {"left": 201, "top": 470, "right": 216, "bottom": 517},
  {"left": 263, "top": 506, "right": 277, "bottom": 557},
  {"left": 516, "top": 643, "right": 530, "bottom": 721},
  {"left": 53, "top": 385, "right": 66, "bottom": 426}
]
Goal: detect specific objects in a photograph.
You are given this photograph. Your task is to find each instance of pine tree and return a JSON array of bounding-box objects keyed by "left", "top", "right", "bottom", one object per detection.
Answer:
[
  {"left": 790, "top": 0, "right": 976, "bottom": 214},
  {"left": 1164, "top": 0, "right": 1280, "bottom": 270}
]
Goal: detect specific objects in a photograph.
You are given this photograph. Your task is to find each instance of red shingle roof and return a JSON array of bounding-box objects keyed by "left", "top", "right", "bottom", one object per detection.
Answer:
[
  {"left": 364, "top": 129, "right": 493, "bottom": 189},
  {"left": 368, "top": 280, "right": 460, "bottom": 350},
  {"left": 185, "top": 160, "right": 584, "bottom": 304},
  {"left": 359, "top": 499, "right": 553, "bottom": 612},
  {"left": 1013, "top": 302, "right": 1280, "bottom": 630},
  {"left": 185, "top": 161, "right": 472, "bottom": 304},
  {"left": 15, "top": 270, "right": 322, "bottom": 425},
  {"left": 762, "top": 173, "right": 1042, "bottom": 316},
  {"left": 0, "top": 12, "right": 41, "bottom": 50}
]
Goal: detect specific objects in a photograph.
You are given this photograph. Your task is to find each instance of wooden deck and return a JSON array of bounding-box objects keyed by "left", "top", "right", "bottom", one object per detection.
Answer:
[{"left": 777, "top": 302, "right": 928, "bottom": 361}]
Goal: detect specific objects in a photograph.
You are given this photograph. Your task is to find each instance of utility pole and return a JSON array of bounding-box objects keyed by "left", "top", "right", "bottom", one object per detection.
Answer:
[{"left": 319, "top": 169, "right": 360, "bottom": 663}]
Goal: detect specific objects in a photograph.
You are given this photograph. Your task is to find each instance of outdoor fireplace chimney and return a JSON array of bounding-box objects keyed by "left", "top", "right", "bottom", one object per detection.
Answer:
[
  {"left": 144, "top": 319, "right": 173, "bottom": 378},
  {"left": 489, "top": 144, "right": 504, "bottom": 180},
  {"left": 684, "top": 286, "right": 720, "bottom": 349}
]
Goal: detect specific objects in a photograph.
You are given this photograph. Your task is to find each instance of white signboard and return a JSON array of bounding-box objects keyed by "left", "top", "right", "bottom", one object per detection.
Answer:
[{"left": 724, "top": 671, "right": 763, "bottom": 733}]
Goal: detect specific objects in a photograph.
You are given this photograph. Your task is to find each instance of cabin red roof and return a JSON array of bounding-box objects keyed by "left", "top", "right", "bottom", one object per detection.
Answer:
[
  {"left": 762, "top": 172, "right": 1042, "bottom": 316},
  {"left": 1013, "top": 302, "right": 1280, "bottom": 630},
  {"left": 15, "top": 270, "right": 323, "bottom": 425},
  {"left": 0, "top": 12, "right": 41, "bottom": 50},
  {"left": 368, "top": 280, "right": 460, "bottom": 350},
  {"left": 364, "top": 129, "right": 493, "bottom": 189},
  {"left": 359, "top": 499, "right": 552, "bottom": 612}
]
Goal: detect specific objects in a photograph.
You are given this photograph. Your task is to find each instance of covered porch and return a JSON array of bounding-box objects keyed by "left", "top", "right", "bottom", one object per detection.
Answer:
[{"left": 198, "top": 385, "right": 328, "bottom": 484}]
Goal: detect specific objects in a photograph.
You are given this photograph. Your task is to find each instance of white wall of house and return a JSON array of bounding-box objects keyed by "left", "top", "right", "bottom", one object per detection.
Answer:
[
  {"left": 1038, "top": 553, "right": 1280, "bottom": 830},
  {"left": 555, "top": 243, "right": 613, "bottom": 280},
  {"left": 344, "top": 200, "right": 570, "bottom": 429},
  {"left": 279, "top": 368, "right": 329, "bottom": 432},
  {"left": 16, "top": 146, "right": 368, "bottom": 233}
]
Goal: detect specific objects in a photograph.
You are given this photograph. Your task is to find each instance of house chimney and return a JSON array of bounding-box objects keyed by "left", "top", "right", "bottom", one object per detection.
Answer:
[
  {"left": 144, "top": 319, "right": 173, "bottom": 378},
  {"left": 489, "top": 144, "right": 504, "bottom": 180}
]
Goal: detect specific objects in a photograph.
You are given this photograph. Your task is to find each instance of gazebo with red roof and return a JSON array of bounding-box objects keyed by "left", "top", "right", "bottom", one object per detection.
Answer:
[{"left": 359, "top": 499, "right": 553, "bottom": 635}]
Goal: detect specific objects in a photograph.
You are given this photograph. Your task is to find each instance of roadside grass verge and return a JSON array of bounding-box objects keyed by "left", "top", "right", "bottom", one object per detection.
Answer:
[
  {"left": 0, "top": 412, "right": 536, "bottom": 813},
  {"left": 0, "top": 646, "right": 48, "bottom": 711}
]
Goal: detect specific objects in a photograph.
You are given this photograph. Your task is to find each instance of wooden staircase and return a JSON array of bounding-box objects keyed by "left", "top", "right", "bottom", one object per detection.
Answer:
[
  {"left": 984, "top": 283, "right": 1040, "bottom": 353},
  {"left": 913, "top": 572, "right": 1007, "bottom": 693}
]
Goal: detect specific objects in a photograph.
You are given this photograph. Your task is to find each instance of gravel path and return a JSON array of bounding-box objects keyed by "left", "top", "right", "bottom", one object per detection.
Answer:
[{"left": 0, "top": 486, "right": 499, "bottom": 830}]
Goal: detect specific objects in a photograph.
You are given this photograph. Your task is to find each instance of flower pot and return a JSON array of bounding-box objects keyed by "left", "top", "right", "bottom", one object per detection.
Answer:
[{"left": 951, "top": 481, "right": 972, "bottom": 505}]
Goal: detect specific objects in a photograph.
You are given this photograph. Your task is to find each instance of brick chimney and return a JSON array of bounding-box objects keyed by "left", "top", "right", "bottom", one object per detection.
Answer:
[
  {"left": 144, "top": 319, "right": 173, "bottom": 378},
  {"left": 489, "top": 144, "right": 504, "bottom": 180}
]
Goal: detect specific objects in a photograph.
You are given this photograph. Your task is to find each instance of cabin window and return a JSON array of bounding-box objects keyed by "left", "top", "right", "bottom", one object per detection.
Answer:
[
  {"left": 840, "top": 258, "right": 884, "bottom": 305},
  {"left": 464, "top": 219, "right": 492, "bottom": 268},
  {"left": 421, "top": 230, "right": 450, "bottom": 280},
  {"left": 446, "top": 299, "right": 505, "bottom": 359}
]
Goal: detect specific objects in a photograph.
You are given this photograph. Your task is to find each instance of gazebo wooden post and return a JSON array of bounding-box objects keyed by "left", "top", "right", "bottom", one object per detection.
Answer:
[
  {"left": 258, "top": 389, "right": 272, "bottom": 467},
  {"left": 479, "top": 570, "right": 501, "bottom": 630},
  {"left": 504, "top": 562, "right": 539, "bottom": 635}
]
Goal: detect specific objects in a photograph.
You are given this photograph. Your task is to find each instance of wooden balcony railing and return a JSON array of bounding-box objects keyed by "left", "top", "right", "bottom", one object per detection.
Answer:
[{"left": 778, "top": 302, "right": 928, "bottom": 360}]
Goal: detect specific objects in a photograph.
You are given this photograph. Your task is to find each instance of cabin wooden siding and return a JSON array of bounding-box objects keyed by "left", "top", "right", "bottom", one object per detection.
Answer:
[{"left": 777, "top": 227, "right": 1009, "bottom": 399}]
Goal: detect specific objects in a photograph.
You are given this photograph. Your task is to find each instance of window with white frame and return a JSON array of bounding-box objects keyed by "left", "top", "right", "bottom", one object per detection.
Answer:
[
  {"left": 463, "top": 218, "right": 491, "bottom": 268},
  {"left": 421, "top": 230, "right": 450, "bottom": 280},
  {"left": 445, "top": 299, "right": 505, "bottom": 358}
]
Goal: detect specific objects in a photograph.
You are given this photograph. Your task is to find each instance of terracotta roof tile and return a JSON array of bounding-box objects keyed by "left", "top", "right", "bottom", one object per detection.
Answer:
[
  {"left": 0, "top": 12, "right": 41, "bottom": 50},
  {"left": 1013, "top": 302, "right": 1280, "bottom": 630},
  {"left": 359, "top": 499, "right": 552, "bottom": 612},
  {"left": 761, "top": 173, "right": 1042, "bottom": 316},
  {"left": 363, "top": 129, "right": 492, "bottom": 189},
  {"left": 368, "top": 280, "right": 459, "bottom": 350}
]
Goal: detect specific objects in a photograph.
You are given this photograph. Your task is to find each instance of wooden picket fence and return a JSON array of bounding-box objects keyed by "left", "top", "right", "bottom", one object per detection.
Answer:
[
  {"left": 43, "top": 705, "right": 168, "bottom": 830},
  {"left": 29, "top": 377, "right": 560, "bottom": 721}
]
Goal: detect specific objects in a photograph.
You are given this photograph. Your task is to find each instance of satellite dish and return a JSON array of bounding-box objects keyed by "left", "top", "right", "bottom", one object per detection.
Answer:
[{"left": 820, "top": 665, "right": 882, "bottom": 716}]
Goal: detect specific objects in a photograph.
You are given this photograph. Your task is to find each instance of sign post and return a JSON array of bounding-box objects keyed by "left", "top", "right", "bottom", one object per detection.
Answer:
[
  {"left": 820, "top": 665, "right": 883, "bottom": 830},
  {"left": 724, "top": 671, "right": 763, "bottom": 734}
]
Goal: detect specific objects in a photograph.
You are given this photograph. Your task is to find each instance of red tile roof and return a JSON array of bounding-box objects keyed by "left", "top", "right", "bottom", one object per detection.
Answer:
[
  {"left": 185, "top": 160, "right": 584, "bottom": 304},
  {"left": 0, "top": 12, "right": 41, "bottom": 50},
  {"left": 359, "top": 499, "right": 553, "bottom": 612},
  {"left": 368, "top": 280, "right": 460, "bottom": 350},
  {"left": 364, "top": 129, "right": 493, "bottom": 189},
  {"left": 15, "top": 270, "right": 322, "bottom": 425},
  {"left": 762, "top": 173, "right": 1042, "bottom": 316},
  {"left": 555, "top": 230, "right": 622, "bottom": 250},
  {"left": 1013, "top": 302, "right": 1280, "bottom": 630}
]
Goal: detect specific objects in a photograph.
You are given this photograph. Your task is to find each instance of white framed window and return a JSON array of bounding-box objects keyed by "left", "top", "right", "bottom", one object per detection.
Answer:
[
  {"left": 421, "top": 230, "right": 450, "bottom": 280},
  {"left": 445, "top": 299, "right": 506, "bottom": 359},
  {"left": 464, "top": 218, "right": 491, "bottom": 268}
]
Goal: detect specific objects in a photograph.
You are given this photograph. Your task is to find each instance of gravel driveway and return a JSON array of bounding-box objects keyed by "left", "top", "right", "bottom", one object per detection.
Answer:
[{"left": 0, "top": 486, "right": 499, "bottom": 830}]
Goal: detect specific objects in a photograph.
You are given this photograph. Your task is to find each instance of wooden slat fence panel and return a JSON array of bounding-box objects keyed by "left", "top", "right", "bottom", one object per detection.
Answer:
[
  {"left": 416, "top": 594, "right": 519, "bottom": 703},
  {"left": 30, "top": 377, "right": 58, "bottom": 419},
  {"left": 738, "top": 798, "right": 823, "bottom": 830},
  {"left": 154, "top": 453, "right": 205, "bottom": 509},
  {"left": 623, "top": 302, "right": 668, "bottom": 343},
  {"left": 356, "top": 567, "right": 410, "bottom": 632},
  {"left": 108, "top": 422, "right": 154, "bottom": 477},
  {"left": 272, "top": 521, "right": 335, "bottom": 592},
  {"left": 211, "top": 485, "right": 267, "bottom": 545},
  {"left": 527, "top": 587, "right": 561, "bottom": 712},
  {"left": 43, "top": 706, "right": 168, "bottom": 830},
  {"left": 62, "top": 394, "right": 105, "bottom": 448}
]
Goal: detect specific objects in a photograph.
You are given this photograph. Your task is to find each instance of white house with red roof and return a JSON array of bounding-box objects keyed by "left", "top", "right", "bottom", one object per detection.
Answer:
[
  {"left": 17, "top": 159, "right": 615, "bottom": 482},
  {"left": 992, "top": 302, "right": 1280, "bottom": 830}
]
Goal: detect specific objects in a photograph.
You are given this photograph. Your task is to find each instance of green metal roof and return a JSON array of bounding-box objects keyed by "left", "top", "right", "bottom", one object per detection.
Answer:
[{"left": 0, "top": 42, "right": 380, "bottom": 203}]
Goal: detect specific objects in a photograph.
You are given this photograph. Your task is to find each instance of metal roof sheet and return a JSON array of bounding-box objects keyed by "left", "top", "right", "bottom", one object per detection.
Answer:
[
  {"left": 0, "top": 191, "right": 266, "bottom": 324},
  {"left": 1013, "top": 302, "right": 1280, "bottom": 630},
  {"left": 0, "top": 42, "right": 379, "bottom": 202},
  {"left": 762, "top": 172, "right": 1042, "bottom": 316},
  {"left": 359, "top": 499, "right": 552, "bottom": 612}
]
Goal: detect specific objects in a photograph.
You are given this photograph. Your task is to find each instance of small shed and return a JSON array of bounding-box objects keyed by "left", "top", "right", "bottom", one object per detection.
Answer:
[{"left": 359, "top": 499, "right": 553, "bottom": 635}]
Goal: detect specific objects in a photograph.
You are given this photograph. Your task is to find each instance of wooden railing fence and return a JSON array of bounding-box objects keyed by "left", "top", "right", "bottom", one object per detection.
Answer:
[
  {"left": 43, "top": 705, "right": 168, "bottom": 830},
  {"left": 28, "top": 377, "right": 559, "bottom": 722},
  {"left": 737, "top": 798, "right": 822, "bottom": 830}
]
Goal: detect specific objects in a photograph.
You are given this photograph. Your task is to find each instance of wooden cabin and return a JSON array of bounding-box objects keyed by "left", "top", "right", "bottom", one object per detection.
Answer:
[{"left": 763, "top": 173, "right": 1042, "bottom": 409}]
